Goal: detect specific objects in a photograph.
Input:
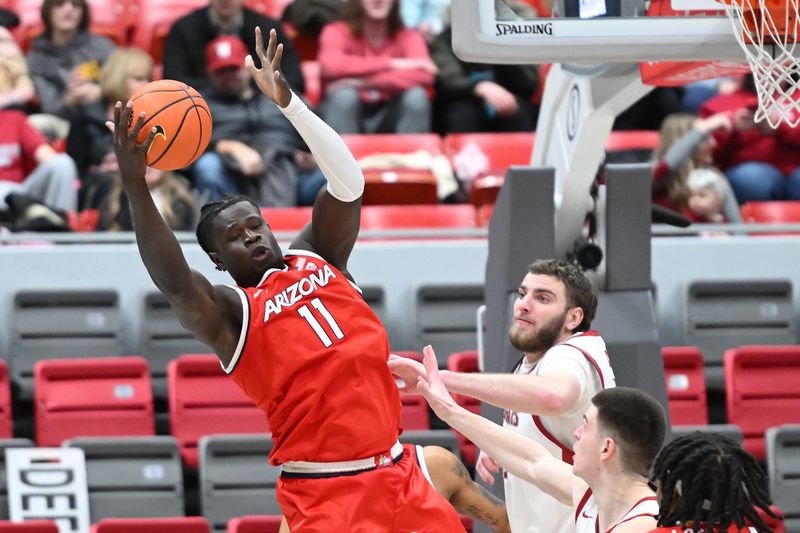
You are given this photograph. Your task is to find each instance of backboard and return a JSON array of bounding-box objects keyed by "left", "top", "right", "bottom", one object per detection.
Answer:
[{"left": 451, "top": 0, "right": 745, "bottom": 64}]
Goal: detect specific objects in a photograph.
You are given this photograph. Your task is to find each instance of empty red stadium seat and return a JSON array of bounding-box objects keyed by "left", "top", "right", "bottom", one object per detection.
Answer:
[
  {"left": 92, "top": 517, "right": 210, "bottom": 533},
  {"left": 447, "top": 351, "right": 480, "bottom": 466},
  {"left": 604, "top": 130, "right": 661, "bottom": 152},
  {"left": 0, "top": 360, "right": 12, "bottom": 438},
  {"left": 343, "top": 134, "right": 443, "bottom": 159},
  {"left": 260, "top": 207, "right": 313, "bottom": 233},
  {"left": 757, "top": 506, "right": 786, "bottom": 533},
  {"left": 130, "top": 0, "right": 207, "bottom": 64},
  {"left": 741, "top": 201, "right": 800, "bottom": 223},
  {"left": 724, "top": 345, "right": 800, "bottom": 461},
  {"left": 661, "top": 346, "right": 708, "bottom": 426},
  {"left": 34, "top": 357, "right": 154, "bottom": 447},
  {"left": 226, "top": 515, "right": 283, "bottom": 533},
  {"left": 0, "top": 521, "right": 58, "bottom": 533},
  {"left": 360, "top": 205, "right": 478, "bottom": 232},
  {"left": 167, "top": 354, "right": 269, "bottom": 468}
]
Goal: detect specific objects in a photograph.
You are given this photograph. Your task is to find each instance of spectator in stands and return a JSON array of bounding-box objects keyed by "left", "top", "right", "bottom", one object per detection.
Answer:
[
  {"left": 0, "top": 26, "right": 35, "bottom": 111},
  {"left": 685, "top": 168, "right": 729, "bottom": 223},
  {"left": 98, "top": 166, "right": 195, "bottom": 232},
  {"left": 0, "top": 109, "right": 78, "bottom": 215},
  {"left": 390, "top": 258, "right": 616, "bottom": 533},
  {"left": 413, "top": 352, "right": 665, "bottom": 533},
  {"left": 0, "top": 8, "right": 19, "bottom": 31},
  {"left": 429, "top": 4, "right": 539, "bottom": 134},
  {"left": 401, "top": 0, "right": 450, "bottom": 41},
  {"left": 278, "top": 445, "right": 512, "bottom": 532},
  {"left": 651, "top": 431, "right": 778, "bottom": 532},
  {"left": 682, "top": 77, "right": 739, "bottom": 114},
  {"left": 65, "top": 47, "right": 153, "bottom": 211},
  {"left": 318, "top": 0, "right": 436, "bottom": 134},
  {"left": 26, "top": 0, "right": 116, "bottom": 130},
  {"left": 700, "top": 75, "right": 800, "bottom": 203},
  {"left": 192, "top": 35, "right": 325, "bottom": 206},
  {"left": 652, "top": 112, "right": 742, "bottom": 223},
  {"left": 163, "top": 0, "right": 304, "bottom": 96}
]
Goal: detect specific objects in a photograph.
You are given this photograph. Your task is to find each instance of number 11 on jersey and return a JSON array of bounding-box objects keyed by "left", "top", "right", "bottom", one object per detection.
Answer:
[{"left": 298, "top": 297, "right": 345, "bottom": 347}]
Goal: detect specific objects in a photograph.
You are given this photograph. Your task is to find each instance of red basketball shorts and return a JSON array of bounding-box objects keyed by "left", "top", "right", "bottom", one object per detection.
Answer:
[{"left": 277, "top": 444, "right": 465, "bottom": 532}]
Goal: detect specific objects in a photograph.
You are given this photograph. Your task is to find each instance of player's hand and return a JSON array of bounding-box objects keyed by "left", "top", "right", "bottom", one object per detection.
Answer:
[
  {"left": 476, "top": 450, "right": 501, "bottom": 485},
  {"left": 246, "top": 27, "right": 291, "bottom": 108},
  {"left": 388, "top": 353, "right": 428, "bottom": 394},
  {"left": 106, "top": 101, "right": 157, "bottom": 190},
  {"left": 415, "top": 345, "right": 459, "bottom": 420}
]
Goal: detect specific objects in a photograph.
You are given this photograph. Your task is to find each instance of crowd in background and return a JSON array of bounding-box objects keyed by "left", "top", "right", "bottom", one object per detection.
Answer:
[{"left": 0, "top": 0, "right": 798, "bottom": 232}]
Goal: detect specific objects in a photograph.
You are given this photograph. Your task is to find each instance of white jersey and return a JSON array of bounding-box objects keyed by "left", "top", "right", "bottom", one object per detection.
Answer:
[
  {"left": 502, "top": 331, "right": 616, "bottom": 533},
  {"left": 575, "top": 489, "right": 659, "bottom": 533}
]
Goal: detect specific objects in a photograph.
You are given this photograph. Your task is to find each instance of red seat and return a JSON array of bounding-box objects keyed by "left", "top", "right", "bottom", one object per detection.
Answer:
[
  {"left": 226, "top": 515, "right": 283, "bottom": 533},
  {"left": 661, "top": 346, "right": 708, "bottom": 426},
  {"left": 443, "top": 132, "right": 535, "bottom": 208},
  {"left": 300, "top": 60, "right": 321, "bottom": 107},
  {"left": 756, "top": 506, "right": 786, "bottom": 533},
  {"left": 34, "top": 357, "right": 154, "bottom": 447},
  {"left": 130, "top": 0, "right": 207, "bottom": 64},
  {"left": 360, "top": 205, "right": 478, "bottom": 232},
  {"left": 0, "top": 521, "right": 59, "bottom": 532},
  {"left": 343, "top": 134, "right": 443, "bottom": 159},
  {"left": 447, "top": 351, "right": 480, "bottom": 466},
  {"left": 724, "top": 345, "right": 800, "bottom": 461},
  {"left": 92, "top": 517, "right": 210, "bottom": 533},
  {"left": 0, "top": 360, "right": 13, "bottom": 438},
  {"left": 604, "top": 130, "right": 661, "bottom": 151},
  {"left": 260, "top": 207, "right": 312, "bottom": 233},
  {"left": 167, "top": 354, "right": 269, "bottom": 468},
  {"left": 741, "top": 201, "right": 800, "bottom": 223}
]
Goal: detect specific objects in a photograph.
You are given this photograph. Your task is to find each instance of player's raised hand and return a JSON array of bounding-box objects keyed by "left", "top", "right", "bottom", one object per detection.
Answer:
[
  {"left": 388, "top": 353, "right": 428, "bottom": 394},
  {"left": 246, "top": 27, "right": 291, "bottom": 108},
  {"left": 106, "top": 101, "right": 157, "bottom": 189},
  {"left": 416, "top": 345, "right": 458, "bottom": 421}
]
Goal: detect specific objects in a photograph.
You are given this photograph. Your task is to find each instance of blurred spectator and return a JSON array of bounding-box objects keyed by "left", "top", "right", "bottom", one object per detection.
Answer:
[
  {"left": 66, "top": 47, "right": 153, "bottom": 189},
  {"left": 685, "top": 167, "right": 729, "bottom": 223},
  {"left": 0, "top": 8, "right": 20, "bottom": 31},
  {"left": 0, "top": 109, "right": 78, "bottom": 215},
  {"left": 98, "top": 167, "right": 195, "bottom": 231},
  {"left": 163, "top": 0, "right": 304, "bottom": 96},
  {"left": 700, "top": 75, "right": 800, "bottom": 203},
  {"left": 652, "top": 112, "right": 741, "bottom": 222},
  {"left": 682, "top": 76, "right": 739, "bottom": 114},
  {"left": 192, "top": 35, "right": 324, "bottom": 206},
  {"left": 318, "top": 0, "right": 436, "bottom": 134},
  {"left": 0, "top": 26, "right": 35, "bottom": 111},
  {"left": 614, "top": 88, "right": 683, "bottom": 131},
  {"left": 26, "top": 0, "right": 115, "bottom": 124},
  {"left": 430, "top": 4, "right": 538, "bottom": 134},
  {"left": 401, "top": 0, "right": 450, "bottom": 41}
]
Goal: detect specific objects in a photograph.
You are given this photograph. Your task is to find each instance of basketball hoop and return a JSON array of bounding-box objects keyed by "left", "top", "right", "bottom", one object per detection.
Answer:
[{"left": 719, "top": 0, "right": 800, "bottom": 127}]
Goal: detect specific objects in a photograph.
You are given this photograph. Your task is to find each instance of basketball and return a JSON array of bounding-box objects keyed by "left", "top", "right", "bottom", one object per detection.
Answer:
[{"left": 128, "top": 79, "right": 213, "bottom": 171}]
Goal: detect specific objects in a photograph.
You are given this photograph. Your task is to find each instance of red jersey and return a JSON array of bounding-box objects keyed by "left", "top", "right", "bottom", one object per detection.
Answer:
[
  {"left": 224, "top": 249, "right": 401, "bottom": 465},
  {"left": 0, "top": 110, "right": 46, "bottom": 184}
]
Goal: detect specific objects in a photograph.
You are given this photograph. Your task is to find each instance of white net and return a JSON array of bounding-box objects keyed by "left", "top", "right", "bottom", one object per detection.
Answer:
[{"left": 722, "top": 0, "right": 800, "bottom": 127}]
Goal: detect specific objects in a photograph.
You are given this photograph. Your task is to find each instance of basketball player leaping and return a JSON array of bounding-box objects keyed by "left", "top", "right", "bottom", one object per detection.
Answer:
[{"left": 108, "top": 27, "right": 465, "bottom": 533}]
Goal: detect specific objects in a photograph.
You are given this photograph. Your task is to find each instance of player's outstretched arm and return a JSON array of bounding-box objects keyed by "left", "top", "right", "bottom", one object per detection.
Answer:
[
  {"left": 417, "top": 346, "right": 577, "bottom": 506},
  {"left": 245, "top": 27, "right": 364, "bottom": 276},
  {"left": 108, "top": 104, "right": 242, "bottom": 357},
  {"left": 424, "top": 446, "right": 511, "bottom": 533}
]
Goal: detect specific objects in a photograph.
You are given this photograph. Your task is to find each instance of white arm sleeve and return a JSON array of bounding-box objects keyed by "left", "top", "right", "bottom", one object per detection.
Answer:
[{"left": 278, "top": 92, "right": 364, "bottom": 202}]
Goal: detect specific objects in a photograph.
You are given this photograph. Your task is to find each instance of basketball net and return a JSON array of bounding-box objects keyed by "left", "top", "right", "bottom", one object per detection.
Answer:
[{"left": 720, "top": 0, "right": 800, "bottom": 127}]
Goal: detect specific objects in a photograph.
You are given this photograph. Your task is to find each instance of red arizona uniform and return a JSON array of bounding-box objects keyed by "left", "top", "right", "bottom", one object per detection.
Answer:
[{"left": 224, "top": 249, "right": 464, "bottom": 532}]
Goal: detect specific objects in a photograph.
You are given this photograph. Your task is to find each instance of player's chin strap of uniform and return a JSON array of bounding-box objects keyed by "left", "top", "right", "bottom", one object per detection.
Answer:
[{"left": 279, "top": 91, "right": 364, "bottom": 202}]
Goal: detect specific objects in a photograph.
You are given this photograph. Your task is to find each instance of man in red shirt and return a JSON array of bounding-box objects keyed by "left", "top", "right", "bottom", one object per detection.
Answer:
[
  {"left": 0, "top": 109, "right": 77, "bottom": 214},
  {"left": 108, "top": 27, "right": 464, "bottom": 532}
]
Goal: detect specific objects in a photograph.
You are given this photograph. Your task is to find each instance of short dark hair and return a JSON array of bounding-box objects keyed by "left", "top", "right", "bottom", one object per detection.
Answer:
[
  {"left": 528, "top": 259, "right": 598, "bottom": 332},
  {"left": 41, "top": 0, "right": 90, "bottom": 36},
  {"left": 341, "top": 0, "right": 404, "bottom": 37},
  {"left": 652, "top": 432, "right": 776, "bottom": 532},
  {"left": 592, "top": 387, "right": 666, "bottom": 477},
  {"left": 195, "top": 195, "right": 261, "bottom": 254}
]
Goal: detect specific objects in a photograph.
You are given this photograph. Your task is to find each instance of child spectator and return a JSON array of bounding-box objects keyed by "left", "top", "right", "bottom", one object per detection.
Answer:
[
  {"left": 318, "top": 0, "right": 436, "bottom": 134},
  {"left": 685, "top": 168, "right": 729, "bottom": 223},
  {"left": 0, "top": 26, "right": 35, "bottom": 111}
]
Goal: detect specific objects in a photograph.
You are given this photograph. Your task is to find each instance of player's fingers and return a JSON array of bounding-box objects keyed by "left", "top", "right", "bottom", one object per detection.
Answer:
[
  {"left": 129, "top": 107, "right": 147, "bottom": 140},
  {"left": 476, "top": 462, "right": 496, "bottom": 485},
  {"left": 266, "top": 28, "right": 277, "bottom": 62},
  {"left": 254, "top": 27, "right": 268, "bottom": 67},
  {"left": 140, "top": 125, "right": 158, "bottom": 152},
  {"left": 422, "top": 345, "right": 439, "bottom": 377},
  {"left": 105, "top": 120, "right": 115, "bottom": 133},
  {"left": 272, "top": 43, "right": 284, "bottom": 71}
]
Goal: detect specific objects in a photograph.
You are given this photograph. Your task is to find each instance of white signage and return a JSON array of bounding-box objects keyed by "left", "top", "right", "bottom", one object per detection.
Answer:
[{"left": 5, "top": 448, "right": 90, "bottom": 533}]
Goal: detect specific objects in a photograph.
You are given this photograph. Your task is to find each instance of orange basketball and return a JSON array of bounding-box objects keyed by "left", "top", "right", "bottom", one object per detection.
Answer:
[{"left": 129, "top": 79, "right": 213, "bottom": 171}]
